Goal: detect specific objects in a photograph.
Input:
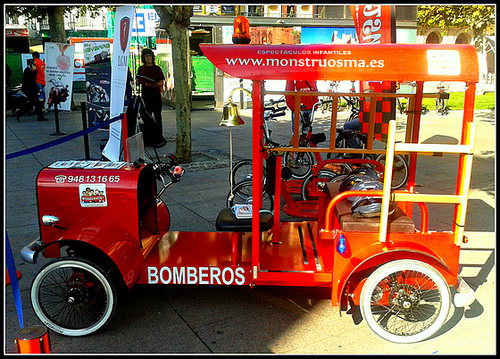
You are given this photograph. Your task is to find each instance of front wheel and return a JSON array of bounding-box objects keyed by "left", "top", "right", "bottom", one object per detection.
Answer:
[
  {"left": 31, "top": 257, "right": 118, "bottom": 336},
  {"left": 360, "top": 259, "right": 451, "bottom": 343}
]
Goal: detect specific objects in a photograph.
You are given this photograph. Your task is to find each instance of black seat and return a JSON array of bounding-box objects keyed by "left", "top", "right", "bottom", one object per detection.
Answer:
[{"left": 216, "top": 208, "right": 273, "bottom": 232}]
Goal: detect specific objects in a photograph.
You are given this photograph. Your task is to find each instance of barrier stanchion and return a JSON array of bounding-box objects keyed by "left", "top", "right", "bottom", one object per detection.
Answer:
[
  {"left": 81, "top": 102, "right": 90, "bottom": 159},
  {"left": 15, "top": 325, "right": 51, "bottom": 354},
  {"left": 50, "top": 103, "right": 67, "bottom": 136}
]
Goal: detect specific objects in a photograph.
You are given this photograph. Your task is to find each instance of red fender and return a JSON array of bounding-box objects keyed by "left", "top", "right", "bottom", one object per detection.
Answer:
[{"left": 331, "top": 232, "right": 460, "bottom": 310}]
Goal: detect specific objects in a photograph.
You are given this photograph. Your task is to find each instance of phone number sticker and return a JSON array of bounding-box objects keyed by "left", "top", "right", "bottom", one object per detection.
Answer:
[{"left": 54, "top": 175, "right": 121, "bottom": 184}]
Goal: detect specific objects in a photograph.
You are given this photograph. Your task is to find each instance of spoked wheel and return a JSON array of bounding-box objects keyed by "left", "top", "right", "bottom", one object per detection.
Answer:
[
  {"left": 360, "top": 260, "right": 451, "bottom": 343},
  {"left": 231, "top": 159, "right": 266, "bottom": 186},
  {"left": 300, "top": 163, "right": 351, "bottom": 201},
  {"left": 31, "top": 257, "right": 118, "bottom": 336},
  {"left": 227, "top": 179, "right": 274, "bottom": 211},
  {"left": 375, "top": 153, "right": 409, "bottom": 189},
  {"left": 282, "top": 151, "right": 314, "bottom": 180}
]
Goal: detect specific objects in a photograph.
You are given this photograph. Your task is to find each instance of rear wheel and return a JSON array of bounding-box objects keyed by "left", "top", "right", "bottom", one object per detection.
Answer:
[
  {"left": 360, "top": 259, "right": 451, "bottom": 343},
  {"left": 31, "top": 257, "right": 118, "bottom": 336}
]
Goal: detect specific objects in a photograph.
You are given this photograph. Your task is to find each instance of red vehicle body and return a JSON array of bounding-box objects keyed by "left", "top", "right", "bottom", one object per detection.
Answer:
[{"left": 22, "top": 43, "right": 478, "bottom": 343}]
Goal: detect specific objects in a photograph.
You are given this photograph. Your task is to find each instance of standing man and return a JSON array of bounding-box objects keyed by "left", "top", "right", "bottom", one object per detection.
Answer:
[
  {"left": 137, "top": 48, "right": 166, "bottom": 147},
  {"left": 16, "top": 59, "right": 46, "bottom": 121},
  {"left": 32, "top": 52, "right": 46, "bottom": 110}
]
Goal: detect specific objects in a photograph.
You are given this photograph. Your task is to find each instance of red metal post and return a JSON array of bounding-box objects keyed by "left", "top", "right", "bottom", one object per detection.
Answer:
[
  {"left": 16, "top": 326, "right": 51, "bottom": 354},
  {"left": 272, "top": 154, "right": 282, "bottom": 241}
]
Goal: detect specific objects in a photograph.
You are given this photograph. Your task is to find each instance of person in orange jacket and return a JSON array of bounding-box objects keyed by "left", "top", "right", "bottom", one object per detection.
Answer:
[{"left": 32, "top": 52, "right": 46, "bottom": 109}]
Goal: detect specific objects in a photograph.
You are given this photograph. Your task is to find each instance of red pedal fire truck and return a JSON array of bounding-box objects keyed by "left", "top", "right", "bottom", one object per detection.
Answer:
[{"left": 21, "top": 43, "right": 478, "bottom": 343}]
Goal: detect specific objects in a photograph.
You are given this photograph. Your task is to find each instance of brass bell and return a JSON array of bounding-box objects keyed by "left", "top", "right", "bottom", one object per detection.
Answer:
[{"left": 219, "top": 98, "right": 245, "bottom": 127}]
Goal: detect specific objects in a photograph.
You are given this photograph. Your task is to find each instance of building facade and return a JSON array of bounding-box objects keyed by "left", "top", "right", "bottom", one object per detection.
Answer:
[{"left": 5, "top": 5, "right": 494, "bottom": 100}]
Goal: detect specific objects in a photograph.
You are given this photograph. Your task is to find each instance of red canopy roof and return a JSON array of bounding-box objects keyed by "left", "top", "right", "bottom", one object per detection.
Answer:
[{"left": 200, "top": 44, "right": 478, "bottom": 83}]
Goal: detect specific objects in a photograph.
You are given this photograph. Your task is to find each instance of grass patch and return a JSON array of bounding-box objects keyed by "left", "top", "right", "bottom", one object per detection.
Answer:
[{"left": 422, "top": 91, "right": 495, "bottom": 111}]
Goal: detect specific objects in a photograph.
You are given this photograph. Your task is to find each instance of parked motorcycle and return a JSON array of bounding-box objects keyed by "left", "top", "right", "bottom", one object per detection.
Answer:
[{"left": 47, "top": 79, "right": 69, "bottom": 107}]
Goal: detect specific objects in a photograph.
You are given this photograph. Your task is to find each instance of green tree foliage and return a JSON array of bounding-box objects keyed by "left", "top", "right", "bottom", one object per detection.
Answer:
[
  {"left": 417, "top": 5, "right": 495, "bottom": 36},
  {"left": 6, "top": 5, "right": 110, "bottom": 43}
]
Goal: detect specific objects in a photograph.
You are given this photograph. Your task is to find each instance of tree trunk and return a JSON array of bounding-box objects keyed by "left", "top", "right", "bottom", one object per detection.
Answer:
[
  {"left": 155, "top": 6, "right": 193, "bottom": 163},
  {"left": 47, "top": 6, "right": 67, "bottom": 43},
  {"left": 169, "top": 18, "right": 192, "bottom": 163}
]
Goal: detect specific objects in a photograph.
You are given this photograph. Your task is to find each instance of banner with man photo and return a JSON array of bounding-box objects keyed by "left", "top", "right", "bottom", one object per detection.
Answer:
[{"left": 83, "top": 41, "right": 111, "bottom": 126}]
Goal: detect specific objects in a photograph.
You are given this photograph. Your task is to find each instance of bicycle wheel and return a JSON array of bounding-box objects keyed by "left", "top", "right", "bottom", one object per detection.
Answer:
[
  {"left": 31, "top": 257, "right": 118, "bottom": 336},
  {"left": 301, "top": 164, "right": 351, "bottom": 201},
  {"left": 282, "top": 151, "right": 314, "bottom": 179},
  {"left": 360, "top": 260, "right": 451, "bottom": 343},
  {"left": 227, "top": 179, "right": 274, "bottom": 211},
  {"left": 300, "top": 169, "right": 338, "bottom": 201},
  {"left": 375, "top": 153, "right": 409, "bottom": 189},
  {"left": 231, "top": 159, "right": 253, "bottom": 185},
  {"left": 442, "top": 99, "right": 449, "bottom": 115},
  {"left": 435, "top": 98, "right": 448, "bottom": 115}
]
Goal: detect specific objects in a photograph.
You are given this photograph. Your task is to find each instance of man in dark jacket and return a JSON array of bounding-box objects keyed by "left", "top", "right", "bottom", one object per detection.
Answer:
[
  {"left": 136, "top": 48, "right": 166, "bottom": 147},
  {"left": 16, "top": 59, "right": 47, "bottom": 121}
]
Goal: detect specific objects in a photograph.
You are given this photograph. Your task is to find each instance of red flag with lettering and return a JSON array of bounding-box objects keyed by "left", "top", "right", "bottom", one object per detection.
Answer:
[{"left": 351, "top": 5, "right": 396, "bottom": 142}]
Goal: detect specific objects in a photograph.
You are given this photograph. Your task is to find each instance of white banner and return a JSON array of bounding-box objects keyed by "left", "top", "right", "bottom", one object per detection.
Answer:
[
  {"left": 103, "top": 5, "right": 136, "bottom": 162},
  {"left": 45, "top": 42, "right": 75, "bottom": 111}
]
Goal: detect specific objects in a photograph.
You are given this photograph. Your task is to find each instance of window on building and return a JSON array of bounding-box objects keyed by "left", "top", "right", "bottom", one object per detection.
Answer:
[
  {"left": 425, "top": 32, "right": 440, "bottom": 44},
  {"left": 455, "top": 33, "right": 470, "bottom": 44}
]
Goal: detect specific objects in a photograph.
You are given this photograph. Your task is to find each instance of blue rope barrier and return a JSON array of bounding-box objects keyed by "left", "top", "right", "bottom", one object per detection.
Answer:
[
  {"left": 6, "top": 115, "right": 123, "bottom": 161},
  {"left": 6, "top": 231, "right": 23, "bottom": 328}
]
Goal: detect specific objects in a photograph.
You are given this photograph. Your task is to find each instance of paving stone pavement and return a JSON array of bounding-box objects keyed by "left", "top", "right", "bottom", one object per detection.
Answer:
[{"left": 4, "top": 95, "right": 495, "bottom": 354}]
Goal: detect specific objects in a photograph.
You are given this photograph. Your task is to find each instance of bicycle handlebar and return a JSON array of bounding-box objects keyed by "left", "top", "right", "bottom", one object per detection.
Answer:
[
  {"left": 153, "top": 155, "right": 184, "bottom": 182},
  {"left": 264, "top": 110, "right": 287, "bottom": 121},
  {"left": 153, "top": 155, "right": 185, "bottom": 198},
  {"left": 264, "top": 97, "right": 287, "bottom": 111}
]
